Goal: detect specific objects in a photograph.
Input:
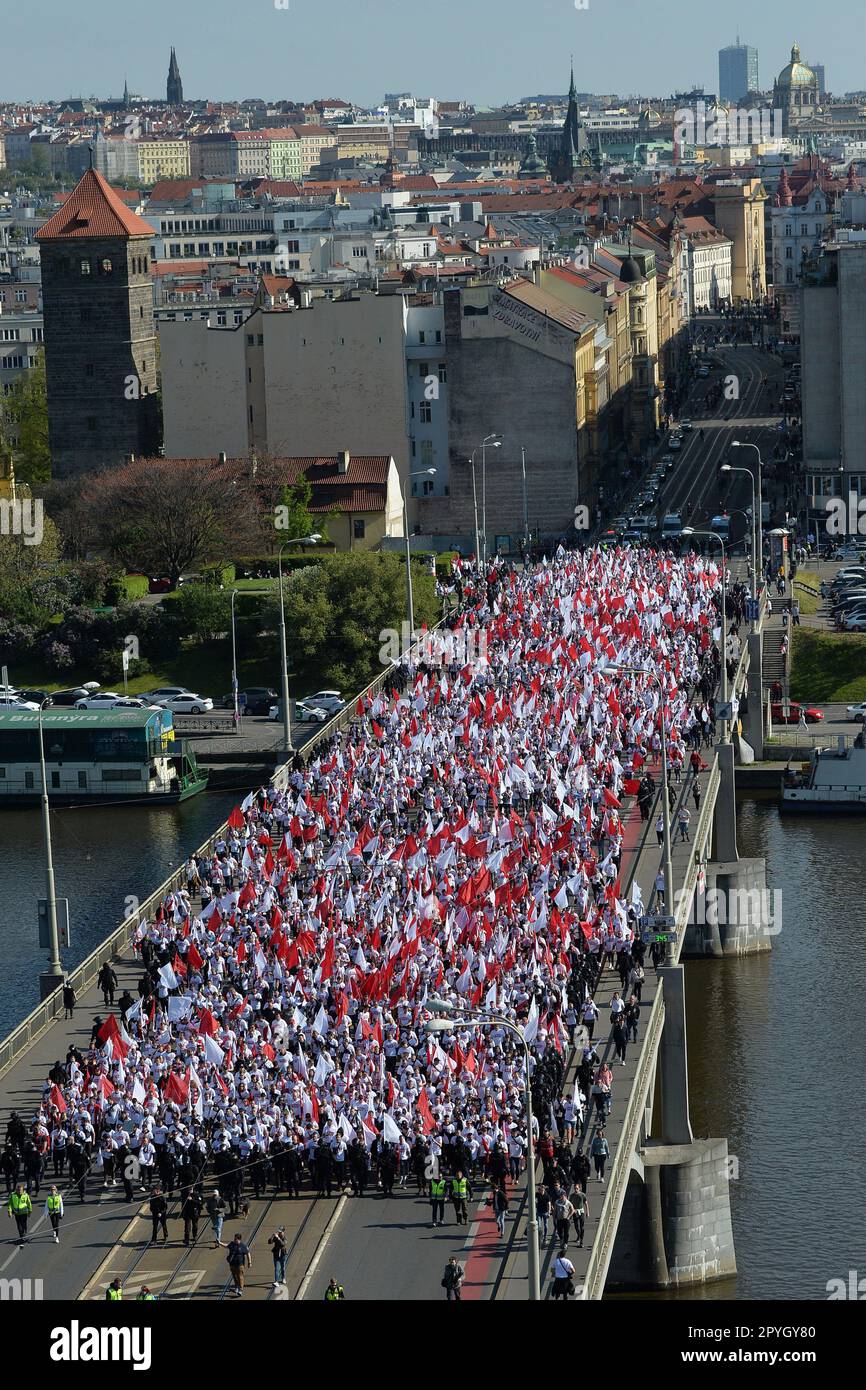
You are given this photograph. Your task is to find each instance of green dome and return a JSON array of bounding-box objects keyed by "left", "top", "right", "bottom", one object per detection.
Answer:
[{"left": 777, "top": 42, "right": 816, "bottom": 89}]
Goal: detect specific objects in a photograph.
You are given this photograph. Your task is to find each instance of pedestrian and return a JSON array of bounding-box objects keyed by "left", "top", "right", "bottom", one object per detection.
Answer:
[
  {"left": 268, "top": 1226, "right": 288, "bottom": 1287},
  {"left": 571, "top": 1185, "right": 589, "bottom": 1248},
  {"left": 430, "top": 1172, "right": 446, "bottom": 1227},
  {"left": 98, "top": 962, "right": 118, "bottom": 1007},
  {"left": 451, "top": 1169, "right": 470, "bottom": 1225},
  {"left": 442, "top": 1256, "right": 464, "bottom": 1301},
  {"left": 492, "top": 1184, "right": 509, "bottom": 1238},
  {"left": 655, "top": 813, "right": 665, "bottom": 847},
  {"left": 591, "top": 1129, "right": 610, "bottom": 1184},
  {"left": 552, "top": 1251, "right": 576, "bottom": 1299},
  {"left": 181, "top": 1186, "right": 202, "bottom": 1246},
  {"left": 62, "top": 982, "right": 76, "bottom": 1019},
  {"left": 45, "top": 1184, "right": 64, "bottom": 1244},
  {"left": 207, "top": 1187, "right": 227, "bottom": 1247},
  {"left": 536, "top": 1185, "right": 551, "bottom": 1243},
  {"left": 324, "top": 1276, "right": 345, "bottom": 1301},
  {"left": 105, "top": 1278, "right": 123, "bottom": 1301},
  {"left": 226, "top": 1232, "right": 251, "bottom": 1297},
  {"left": 692, "top": 779, "right": 701, "bottom": 811},
  {"left": 677, "top": 805, "right": 691, "bottom": 843},
  {"left": 149, "top": 1186, "right": 168, "bottom": 1244},
  {"left": 554, "top": 1189, "right": 574, "bottom": 1248},
  {"left": 8, "top": 1182, "right": 32, "bottom": 1244}
]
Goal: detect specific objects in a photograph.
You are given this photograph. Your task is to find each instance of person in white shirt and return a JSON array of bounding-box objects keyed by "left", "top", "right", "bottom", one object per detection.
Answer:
[{"left": 552, "top": 1252, "right": 576, "bottom": 1299}]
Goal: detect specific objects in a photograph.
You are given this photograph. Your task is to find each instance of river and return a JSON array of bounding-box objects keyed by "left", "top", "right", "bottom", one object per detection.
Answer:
[{"left": 1, "top": 790, "right": 862, "bottom": 1300}]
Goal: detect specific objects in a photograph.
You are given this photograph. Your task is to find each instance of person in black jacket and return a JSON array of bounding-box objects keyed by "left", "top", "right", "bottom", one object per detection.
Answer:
[
  {"left": 181, "top": 1186, "right": 203, "bottom": 1246},
  {"left": 149, "top": 1187, "right": 169, "bottom": 1243}
]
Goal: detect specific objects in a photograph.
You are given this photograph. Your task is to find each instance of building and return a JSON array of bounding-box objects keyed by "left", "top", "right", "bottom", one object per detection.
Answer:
[
  {"left": 136, "top": 138, "right": 191, "bottom": 183},
  {"left": 549, "top": 65, "right": 592, "bottom": 182},
  {"left": 167, "top": 48, "right": 183, "bottom": 107},
  {"left": 800, "top": 239, "right": 866, "bottom": 529},
  {"left": 262, "top": 452, "right": 403, "bottom": 549},
  {"left": 809, "top": 63, "right": 826, "bottom": 100},
  {"left": 718, "top": 40, "right": 759, "bottom": 104},
  {"left": 35, "top": 168, "right": 159, "bottom": 477},
  {"left": 711, "top": 177, "right": 768, "bottom": 302},
  {"left": 770, "top": 165, "right": 833, "bottom": 340},
  {"left": 773, "top": 43, "right": 820, "bottom": 135},
  {"left": 680, "top": 217, "right": 733, "bottom": 311}
]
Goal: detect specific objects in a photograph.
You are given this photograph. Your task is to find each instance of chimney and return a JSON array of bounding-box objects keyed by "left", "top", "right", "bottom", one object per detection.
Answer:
[{"left": 337, "top": 450, "right": 350, "bottom": 474}]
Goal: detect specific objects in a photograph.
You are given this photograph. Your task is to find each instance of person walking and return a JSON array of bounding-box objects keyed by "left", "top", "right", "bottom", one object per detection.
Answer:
[
  {"left": 45, "top": 1184, "right": 64, "bottom": 1244},
  {"left": 492, "top": 1184, "right": 509, "bottom": 1238},
  {"left": 181, "top": 1186, "right": 202, "bottom": 1246},
  {"left": 268, "top": 1226, "right": 288, "bottom": 1287},
  {"left": 430, "top": 1172, "right": 446, "bottom": 1227},
  {"left": 62, "top": 981, "right": 76, "bottom": 1020},
  {"left": 552, "top": 1251, "right": 576, "bottom": 1300},
  {"left": 590, "top": 1129, "right": 610, "bottom": 1184},
  {"left": 207, "top": 1188, "right": 227, "bottom": 1247},
  {"left": 442, "top": 1256, "right": 464, "bottom": 1301},
  {"left": 677, "top": 804, "right": 691, "bottom": 843},
  {"left": 451, "top": 1170, "right": 470, "bottom": 1225},
  {"left": 8, "top": 1183, "right": 32, "bottom": 1244},
  {"left": 581, "top": 997, "right": 599, "bottom": 1040},
  {"left": 571, "top": 1185, "right": 589, "bottom": 1249},
  {"left": 554, "top": 1189, "right": 574, "bottom": 1249},
  {"left": 149, "top": 1187, "right": 169, "bottom": 1244},
  {"left": 536, "top": 1184, "right": 551, "bottom": 1243},
  {"left": 226, "top": 1232, "right": 251, "bottom": 1297},
  {"left": 105, "top": 1278, "right": 123, "bottom": 1301},
  {"left": 324, "top": 1277, "right": 345, "bottom": 1301},
  {"left": 98, "top": 962, "right": 118, "bottom": 1007},
  {"left": 655, "top": 812, "right": 665, "bottom": 847}
]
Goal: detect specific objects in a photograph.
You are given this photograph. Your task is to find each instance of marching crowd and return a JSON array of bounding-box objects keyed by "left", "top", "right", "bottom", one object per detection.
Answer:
[{"left": 6, "top": 545, "right": 723, "bottom": 1294}]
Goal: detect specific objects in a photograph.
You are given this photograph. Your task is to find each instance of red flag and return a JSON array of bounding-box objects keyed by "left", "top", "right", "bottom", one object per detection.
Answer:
[
  {"left": 227, "top": 806, "right": 245, "bottom": 830},
  {"left": 198, "top": 1007, "right": 218, "bottom": 1037},
  {"left": 416, "top": 1087, "right": 435, "bottom": 1135},
  {"left": 187, "top": 941, "right": 204, "bottom": 971},
  {"left": 48, "top": 1083, "right": 67, "bottom": 1114}
]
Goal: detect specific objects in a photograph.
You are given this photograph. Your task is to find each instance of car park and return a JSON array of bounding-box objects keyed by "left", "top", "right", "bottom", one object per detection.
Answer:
[{"left": 771, "top": 702, "right": 824, "bottom": 724}]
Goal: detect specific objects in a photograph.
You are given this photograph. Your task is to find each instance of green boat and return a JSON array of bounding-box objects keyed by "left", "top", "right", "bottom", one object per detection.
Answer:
[{"left": 0, "top": 708, "right": 209, "bottom": 806}]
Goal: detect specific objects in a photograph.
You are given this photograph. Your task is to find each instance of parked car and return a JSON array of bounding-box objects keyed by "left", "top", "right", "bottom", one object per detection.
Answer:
[
  {"left": 0, "top": 696, "right": 40, "bottom": 712},
  {"left": 141, "top": 686, "right": 195, "bottom": 703},
  {"left": 222, "top": 687, "right": 279, "bottom": 716},
  {"left": 842, "top": 614, "right": 866, "bottom": 632},
  {"left": 305, "top": 690, "right": 345, "bottom": 714},
  {"left": 148, "top": 577, "right": 173, "bottom": 594},
  {"left": 51, "top": 687, "right": 92, "bottom": 707},
  {"left": 845, "top": 701, "right": 866, "bottom": 721},
  {"left": 112, "top": 697, "right": 154, "bottom": 709},
  {"left": 770, "top": 702, "right": 824, "bottom": 725},
  {"left": 154, "top": 693, "right": 214, "bottom": 714},
  {"left": 74, "top": 692, "right": 125, "bottom": 710},
  {"left": 16, "top": 689, "right": 52, "bottom": 706}
]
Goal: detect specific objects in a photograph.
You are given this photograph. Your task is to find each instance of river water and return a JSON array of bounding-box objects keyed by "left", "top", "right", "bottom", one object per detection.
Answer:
[{"left": 1, "top": 790, "right": 862, "bottom": 1300}]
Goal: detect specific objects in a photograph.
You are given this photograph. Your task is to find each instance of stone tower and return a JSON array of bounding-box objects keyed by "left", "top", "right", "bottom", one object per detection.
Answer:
[
  {"left": 550, "top": 63, "right": 589, "bottom": 183},
  {"left": 35, "top": 168, "right": 159, "bottom": 478},
  {"left": 167, "top": 47, "right": 183, "bottom": 106}
]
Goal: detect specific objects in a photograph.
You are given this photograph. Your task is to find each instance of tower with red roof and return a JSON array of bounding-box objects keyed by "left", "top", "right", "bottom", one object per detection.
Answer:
[{"left": 35, "top": 167, "right": 160, "bottom": 477}]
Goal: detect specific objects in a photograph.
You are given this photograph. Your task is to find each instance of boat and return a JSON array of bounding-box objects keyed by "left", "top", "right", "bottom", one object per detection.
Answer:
[
  {"left": 780, "top": 733, "right": 866, "bottom": 814},
  {"left": 0, "top": 707, "right": 209, "bottom": 806}
]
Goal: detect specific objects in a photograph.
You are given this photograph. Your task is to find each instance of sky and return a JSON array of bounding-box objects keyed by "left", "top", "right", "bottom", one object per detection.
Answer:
[{"left": 1, "top": 0, "right": 861, "bottom": 107}]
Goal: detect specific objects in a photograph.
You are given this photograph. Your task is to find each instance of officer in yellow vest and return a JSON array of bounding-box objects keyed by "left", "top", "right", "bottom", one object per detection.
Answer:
[
  {"left": 7, "top": 1183, "right": 32, "bottom": 1244},
  {"left": 430, "top": 1174, "right": 446, "bottom": 1227},
  {"left": 136, "top": 1287, "right": 156, "bottom": 1301},
  {"left": 324, "top": 1277, "right": 345, "bottom": 1300},
  {"left": 451, "top": 1170, "right": 470, "bottom": 1225},
  {"left": 106, "top": 1278, "right": 123, "bottom": 1300},
  {"left": 45, "top": 1185, "right": 64, "bottom": 1244}
]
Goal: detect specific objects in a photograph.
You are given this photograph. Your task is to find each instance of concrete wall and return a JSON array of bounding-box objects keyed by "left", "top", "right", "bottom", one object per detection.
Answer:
[{"left": 683, "top": 856, "right": 773, "bottom": 956}]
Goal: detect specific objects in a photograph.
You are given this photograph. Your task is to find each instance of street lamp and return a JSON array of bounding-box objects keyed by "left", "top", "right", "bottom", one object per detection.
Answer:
[
  {"left": 404, "top": 468, "right": 437, "bottom": 640},
  {"left": 731, "top": 441, "right": 763, "bottom": 591},
  {"left": 277, "top": 534, "right": 322, "bottom": 755},
  {"left": 470, "top": 434, "right": 501, "bottom": 565},
  {"left": 37, "top": 699, "right": 63, "bottom": 996},
  {"left": 682, "top": 526, "right": 729, "bottom": 732},
  {"left": 604, "top": 664, "right": 675, "bottom": 955},
  {"left": 720, "top": 463, "right": 757, "bottom": 623},
  {"left": 424, "top": 999, "right": 540, "bottom": 1300}
]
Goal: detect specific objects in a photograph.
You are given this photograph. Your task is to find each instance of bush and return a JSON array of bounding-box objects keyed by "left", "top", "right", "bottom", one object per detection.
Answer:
[
  {"left": 121, "top": 574, "right": 150, "bottom": 601},
  {"left": 233, "top": 553, "right": 326, "bottom": 579},
  {"left": 199, "top": 563, "right": 236, "bottom": 588},
  {"left": 167, "top": 584, "right": 233, "bottom": 642}
]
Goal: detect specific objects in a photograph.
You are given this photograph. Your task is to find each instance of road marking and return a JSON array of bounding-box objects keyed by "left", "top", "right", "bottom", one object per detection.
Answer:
[{"left": 296, "top": 1195, "right": 346, "bottom": 1300}]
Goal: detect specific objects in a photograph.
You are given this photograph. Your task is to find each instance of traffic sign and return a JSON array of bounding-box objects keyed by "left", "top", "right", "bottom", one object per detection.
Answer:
[
  {"left": 642, "top": 929, "right": 678, "bottom": 944},
  {"left": 746, "top": 598, "right": 760, "bottom": 622},
  {"left": 639, "top": 914, "right": 675, "bottom": 930}
]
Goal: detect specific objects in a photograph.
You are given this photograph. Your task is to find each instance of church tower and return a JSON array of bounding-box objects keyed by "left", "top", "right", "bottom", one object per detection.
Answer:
[
  {"left": 167, "top": 47, "right": 183, "bottom": 105},
  {"left": 35, "top": 168, "right": 159, "bottom": 478},
  {"left": 550, "top": 63, "right": 589, "bottom": 183}
]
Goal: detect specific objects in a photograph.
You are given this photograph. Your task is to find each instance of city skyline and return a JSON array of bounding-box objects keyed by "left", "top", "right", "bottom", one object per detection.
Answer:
[{"left": 0, "top": 0, "right": 856, "bottom": 106}]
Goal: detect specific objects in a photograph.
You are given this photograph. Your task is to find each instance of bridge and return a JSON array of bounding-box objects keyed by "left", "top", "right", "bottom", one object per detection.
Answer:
[{"left": 0, "top": 596, "right": 774, "bottom": 1303}]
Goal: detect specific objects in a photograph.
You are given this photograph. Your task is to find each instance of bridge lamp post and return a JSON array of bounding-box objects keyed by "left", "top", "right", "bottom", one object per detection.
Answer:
[
  {"left": 470, "top": 434, "right": 501, "bottom": 566},
  {"left": 682, "top": 527, "right": 729, "bottom": 741},
  {"left": 403, "top": 468, "right": 437, "bottom": 641},
  {"left": 38, "top": 698, "right": 63, "bottom": 995},
  {"left": 731, "top": 441, "right": 763, "bottom": 590},
  {"left": 277, "top": 534, "right": 322, "bottom": 755},
  {"left": 425, "top": 999, "right": 540, "bottom": 1301},
  {"left": 604, "top": 664, "right": 675, "bottom": 961},
  {"left": 720, "top": 463, "right": 758, "bottom": 627}
]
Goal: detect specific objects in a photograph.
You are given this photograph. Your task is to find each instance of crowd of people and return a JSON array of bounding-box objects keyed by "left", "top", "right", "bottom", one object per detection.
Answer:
[{"left": 6, "top": 544, "right": 723, "bottom": 1293}]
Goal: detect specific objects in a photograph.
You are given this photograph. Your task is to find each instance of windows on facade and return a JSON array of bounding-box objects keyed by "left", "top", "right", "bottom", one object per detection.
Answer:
[{"left": 353, "top": 518, "right": 366, "bottom": 540}]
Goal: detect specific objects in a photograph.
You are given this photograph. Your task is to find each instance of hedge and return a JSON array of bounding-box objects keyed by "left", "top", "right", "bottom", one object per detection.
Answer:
[{"left": 121, "top": 574, "right": 149, "bottom": 600}]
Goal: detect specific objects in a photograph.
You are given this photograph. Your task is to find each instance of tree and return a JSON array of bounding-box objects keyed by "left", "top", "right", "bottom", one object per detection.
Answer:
[
  {"left": 275, "top": 472, "right": 317, "bottom": 542},
  {"left": 77, "top": 456, "right": 262, "bottom": 589},
  {"left": 168, "top": 583, "right": 233, "bottom": 643},
  {"left": 0, "top": 511, "right": 64, "bottom": 625},
  {"left": 274, "top": 551, "right": 438, "bottom": 691},
  {"left": 1, "top": 351, "right": 50, "bottom": 486}
]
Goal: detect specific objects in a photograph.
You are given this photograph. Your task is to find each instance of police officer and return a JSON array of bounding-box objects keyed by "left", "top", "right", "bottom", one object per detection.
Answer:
[
  {"left": 181, "top": 1185, "right": 203, "bottom": 1246},
  {"left": 136, "top": 1287, "right": 156, "bottom": 1301},
  {"left": 45, "top": 1184, "right": 64, "bottom": 1244},
  {"left": 430, "top": 1172, "right": 446, "bottom": 1227},
  {"left": 324, "top": 1277, "right": 345, "bottom": 1301},
  {"left": 106, "top": 1278, "right": 123, "bottom": 1300},
  {"left": 450, "top": 1169, "right": 470, "bottom": 1225},
  {"left": 7, "top": 1182, "right": 32, "bottom": 1244}
]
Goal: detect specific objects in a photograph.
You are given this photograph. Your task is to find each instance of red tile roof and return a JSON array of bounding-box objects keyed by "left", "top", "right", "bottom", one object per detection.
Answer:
[{"left": 36, "top": 168, "right": 155, "bottom": 242}]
